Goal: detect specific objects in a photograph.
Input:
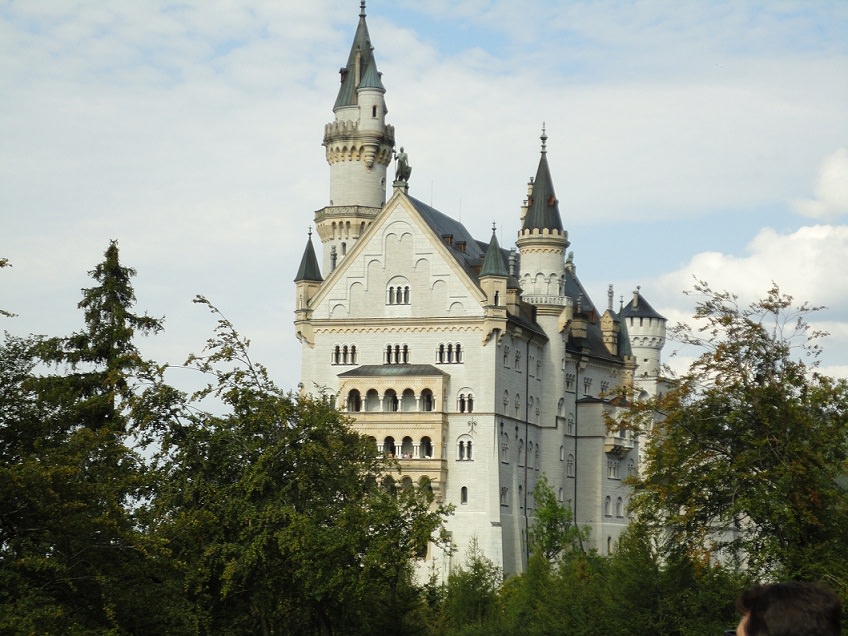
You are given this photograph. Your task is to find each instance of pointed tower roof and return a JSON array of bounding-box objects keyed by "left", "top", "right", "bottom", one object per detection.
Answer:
[
  {"left": 335, "top": 2, "right": 380, "bottom": 109},
  {"left": 620, "top": 287, "right": 666, "bottom": 320},
  {"left": 294, "top": 232, "right": 323, "bottom": 282},
  {"left": 522, "top": 126, "right": 564, "bottom": 232},
  {"left": 480, "top": 224, "right": 509, "bottom": 277}
]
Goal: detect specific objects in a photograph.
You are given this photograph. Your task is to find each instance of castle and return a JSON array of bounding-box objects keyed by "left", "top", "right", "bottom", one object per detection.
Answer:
[{"left": 294, "top": 2, "right": 667, "bottom": 577}]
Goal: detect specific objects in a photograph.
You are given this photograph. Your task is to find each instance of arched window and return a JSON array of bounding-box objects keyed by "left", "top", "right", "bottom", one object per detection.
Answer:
[
  {"left": 342, "top": 345, "right": 349, "bottom": 364},
  {"left": 558, "top": 488, "right": 564, "bottom": 502},
  {"left": 333, "top": 345, "right": 341, "bottom": 364},
  {"left": 421, "top": 389, "right": 434, "bottom": 412},
  {"left": 527, "top": 441, "right": 533, "bottom": 468},
  {"left": 457, "top": 435, "right": 473, "bottom": 461},
  {"left": 384, "top": 436, "right": 396, "bottom": 458},
  {"left": 437, "top": 343, "right": 445, "bottom": 363},
  {"left": 467, "top": 394, "right": 473, "bottom": 412},
  {"left": 494, "top": 290, "right": 500, "bottom": 306},
  {"left": 559, "top": 445, "right": 565, "bottom": 461},
  {"left": 403, "top": 286, "right": 410, "bottom": 304},
  {"left": 460, "top": 486, "right": 468, "bottom": 505},
  {"left": 458, "top": 440, "right": 465, "bottom": 460},
  {"left": 401, "top": 437, "right": 414, "bottom": 459},
  {"left": 518, "top": 484, "right": 523, "bottom": 508},
  {"left": 446, "top": 343, "right": 453, "bottom": 363},
  {"left": 616, "top": 497, "right": 623, "bottom": 517},
  {"left": 402, "top": 344, "right": 409, "bottom": 363},
  {"left": 455, "top": 343, "right": 462, "bottom": 362},
  {"left": 467, "top": 440, "right": 472, "bottom": 460},
  {"left": 604, "top": 496, "right": 612, "bottom": 516},
  {"left": 384, "top": 389, "right": 398, "bottom": 412},
  {"left": 347, "top": 389, "right": 361, "bottom": 412},
  {"left": 567, "top": 454, "right": 575, "bottom": 477},
  {"left": 501, "top": 432, "right": 509, "bottom": 463},
  {"left": 420, "top": 436, "right": 433, "bottom": 459},
  {"left": 518, "top": 439, "right": 524, "bottom": 466}
]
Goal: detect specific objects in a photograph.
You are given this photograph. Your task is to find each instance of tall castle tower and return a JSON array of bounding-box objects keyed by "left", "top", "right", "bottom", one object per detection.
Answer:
[
  {"left": 314, "top": 1, "right": 395, "bottom": 274},
  {"left": 515, "top": 129, "right": 570, "bottom": 305}
]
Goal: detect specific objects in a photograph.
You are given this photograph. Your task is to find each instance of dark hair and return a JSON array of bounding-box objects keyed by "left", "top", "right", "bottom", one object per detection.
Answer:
[{"left": 737, "top": 581, "right": 841, "bottom": 636}]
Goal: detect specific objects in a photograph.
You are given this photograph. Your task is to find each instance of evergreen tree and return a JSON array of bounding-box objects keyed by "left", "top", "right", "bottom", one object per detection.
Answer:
[{"left": 0, "top": 241, "right": 189, "bottom": 633}]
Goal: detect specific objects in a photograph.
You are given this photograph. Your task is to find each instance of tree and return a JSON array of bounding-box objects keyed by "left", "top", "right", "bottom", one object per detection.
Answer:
[
  {"left": 0, "top": 242, "right": 189, "bottom": 634},
  {"left": 528, "top": 475, "right": 588, "bottom": 562},
  {"left": 440, "top": 536, "right": 501, "bottom": 635},
  {"left": 149, "top": 297, "right": 451, "bottom": 635},
  {"left": 625, "top": 281, "right": 848, "bottom": 588}
]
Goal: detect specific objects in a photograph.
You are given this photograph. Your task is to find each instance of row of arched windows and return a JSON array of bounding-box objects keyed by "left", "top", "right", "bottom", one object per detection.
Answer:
[
  {"left": 331, "top": 344, "right": 357, "bottom": 365},
  {"left": 436, "top": 343, "right": 463, "bottom": 364},
  {"left": 385, "top": 344, "right": 409, "bottom": 364},
  {"left": 346, "top": 388, "right": 435, "bottom": 412},
  {"left": 387, "top": 285, "right": 410, "bottom": 305},
  {"left": 379, "top": 435, "right": 434, "bottom": 459}
]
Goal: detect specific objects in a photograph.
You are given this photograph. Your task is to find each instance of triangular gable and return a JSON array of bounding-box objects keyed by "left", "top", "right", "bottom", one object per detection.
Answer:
[{"left": 307, "top": 190, "right": 488, "bottom": 320}]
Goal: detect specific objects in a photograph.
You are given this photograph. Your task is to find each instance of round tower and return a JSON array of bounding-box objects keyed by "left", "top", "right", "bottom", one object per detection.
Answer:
[
  {"left": 620, "top": 287, "right": 667, "bottom": 381},
  {"left": 515, "top": 128, "right": 570, "bottom": 305},
  {"left": 314, "top": 1, "right": 395, "bottom": 274}
]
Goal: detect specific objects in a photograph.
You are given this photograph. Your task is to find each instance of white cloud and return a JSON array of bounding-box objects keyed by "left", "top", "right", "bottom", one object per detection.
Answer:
[{"left": 792, "top": 148, "right": 848, "bottom": 220}]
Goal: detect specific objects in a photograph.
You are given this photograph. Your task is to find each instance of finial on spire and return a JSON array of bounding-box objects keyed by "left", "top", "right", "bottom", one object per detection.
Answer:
[
  {"left": 492, "top": 221, "right": 497, "bottom": 234},
  {"left": 308, "top": 225, "right": 312, "bottom": 239},
  {"left": 360, "top": 1, "right": 366, "bottom": 18},
  {"left": 540, "top": 122, "right": 548, "bottom": 154}
]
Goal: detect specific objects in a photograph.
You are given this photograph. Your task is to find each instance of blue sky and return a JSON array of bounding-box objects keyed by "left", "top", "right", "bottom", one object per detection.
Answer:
[{"left": 2, "top": 0, "right": 847, "bottom": 390}]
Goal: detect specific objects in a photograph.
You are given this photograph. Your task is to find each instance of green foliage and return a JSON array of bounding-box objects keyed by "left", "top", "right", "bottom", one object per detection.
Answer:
[
  {"left": 624, "top": 282, "right": 848, "bottom": 587},
  {"left": 0, "top": 242, "right": 190, "bottom": 634},
  {"left": 528, "top": 475, "right": 588, "bottom": 562},
  {"left": 150, "top": 297, "right": 452, "bottom": 635},
  {"left": 439, "top": 537, "right": 501, "bottom": 634}
]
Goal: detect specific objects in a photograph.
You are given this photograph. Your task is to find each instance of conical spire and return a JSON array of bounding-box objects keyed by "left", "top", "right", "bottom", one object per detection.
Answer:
[
  {"left": 480, "top": 224, "right": 509, "bottom": 277},
  {"left": 522, "top": 125, "right": 564, "bottom": 232},
  {"left": 335, "top": 1, "right": 380, "bottom": 109},
  {"left": 294, "top": 231, "right": 323, "bottom": 282}
]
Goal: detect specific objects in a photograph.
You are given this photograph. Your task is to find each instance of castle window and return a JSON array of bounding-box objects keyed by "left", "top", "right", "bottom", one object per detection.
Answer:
[
  {"left": 386, "top": 278, "right": 411, "bottom": 305},
  {"left": 494, "top": 290, "right": 500, "bottom": 306},
  {"left": 384, "top": 390, "right": 399, "bottom": 412},
  {"left": 401, "top": 436, "right": 414, "bottom": 458},
  {"left": 347, "top": 389, "right": 362, "bottom": 412},
  {"left": 457, "top": 391, "right": 474, "bottom": 413},
  {"left": 384, "top": 436, "right": 396, "bottom": 458},
  {"left": 502, "top": 390, "right": 509, "bottom": 411},
  {"left": 608, "top": 460, "right": 619, "bottom": 479},
  {"left": 518, "top": 439, "right": 524, "bottom": 467},
  {"left": 371, "top": 105, "right": 377, "bottom": 117},
  {"left": 501, "top": 431, "right": 509, "bottom": 463},
  {"left": 437, "top": 343, "right": 445, "bottom": 363},
  {"left": 515, "top": 349, "right": 521, "bottom": 371},
  {"left": 420, "top": 389, "right": 434, "bottom": 412},
  {"left": 503, "top": 345, "right": 510, "bottom": 367},
  {"left": 457, "top": 435, "right": 473, "bottom": 461},
  {"left": 385, "top": 343, "right": 410, "bottom": 364},
  {"left": 420, "top": 436, "right": 433, "bottom": 458},
  {"left": 518, "top": 485, "right": 523, "bottom": 509},
  {"left": 604, "top": 496, "right": 612, "bottom": 516},
  {"left": 628, "top": 460, "right": 635, "bottom": 476},
  {"left": 583, "top": 377, "right": 593, "bottom": 395},
  {"left": 566, "top": 373, "right": 575, "bottom": 390},
  {"left": 616, "top": 497, "right": 623, "bottom": 517},
  {"left": 333, "top": 344, "right": 357, "bottom": 365},
  {"left": 601, "top": 380, "right": 610, "bottom": 395},
  {"left": 567, "top": 454, "right": 575, "bottom": 477},
  {"left": 460, "top": 486, "right": 468, "bottom": 505},
  {"left": 558, "top": 488, "right": 564, "bottom": 502},
  {"left": 500, "top": 486, "right": 508, "bottom": 506}
]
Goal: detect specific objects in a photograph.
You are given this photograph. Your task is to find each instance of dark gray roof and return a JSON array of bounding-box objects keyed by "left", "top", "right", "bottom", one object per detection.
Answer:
[
  {"left": 522, "top": 144, "right": 564, "bottom": 233},
  {"left": 480, "top": 230, "right": 508, "bottom": 277},
  {"left": 620, "top": 291, "right": 666, "bottom": 321},
  {"left": 338, "top": 364, "right": 447, "bottom": 378},
  {"left": 334, "top": 5, "right": 380, "bottom": 110},
  {"left": 294, "top": 235, "right": 322, "bottom": 282}
]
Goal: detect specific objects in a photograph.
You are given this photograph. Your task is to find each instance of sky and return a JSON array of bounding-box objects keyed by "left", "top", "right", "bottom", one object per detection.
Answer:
[{"left": 2, "top": 0, "right": 847, "bottom": 393}]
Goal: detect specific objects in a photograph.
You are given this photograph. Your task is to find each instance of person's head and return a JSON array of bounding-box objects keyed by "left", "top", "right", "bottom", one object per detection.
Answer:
[{"left": 735, "top": 581, "right": 841, "bottom": 636}]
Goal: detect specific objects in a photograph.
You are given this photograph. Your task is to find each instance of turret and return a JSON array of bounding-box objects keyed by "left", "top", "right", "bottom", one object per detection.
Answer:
[
  {"left": 515, "top": 127, "right": 570, "bottom": 306},
  {"left": 294, "top": 230, "right": 323, "bottom": 345},
  {"left": 620, "top": 287, "right": 667, "bottom": 380},
  {"left": 314, "top": 1, "right": 396, "bottom": 274}
]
